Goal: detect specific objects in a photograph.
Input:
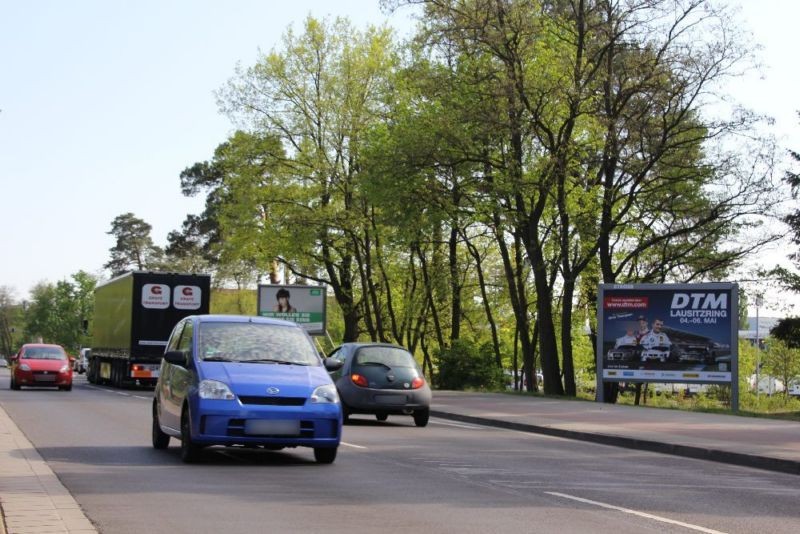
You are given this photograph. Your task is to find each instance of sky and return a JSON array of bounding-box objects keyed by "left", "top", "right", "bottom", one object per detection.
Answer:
[{"left": 1, "top": 0, "right": 798, "bottom": 317}]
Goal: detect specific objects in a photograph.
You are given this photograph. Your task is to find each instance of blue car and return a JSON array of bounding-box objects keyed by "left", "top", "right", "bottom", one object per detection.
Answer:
[{"left": 152, "top": 315, "right": 344, "bottom": 463}]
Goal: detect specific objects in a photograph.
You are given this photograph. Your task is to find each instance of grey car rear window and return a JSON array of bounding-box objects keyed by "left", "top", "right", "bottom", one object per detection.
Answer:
[{"left": 355, "top": 347, "right": 417, "bottom": 368}]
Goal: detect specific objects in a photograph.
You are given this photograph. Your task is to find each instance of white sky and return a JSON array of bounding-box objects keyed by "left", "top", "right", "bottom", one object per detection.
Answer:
[{"left": 0, "top": 1, "right": 798, "bottom": 317}]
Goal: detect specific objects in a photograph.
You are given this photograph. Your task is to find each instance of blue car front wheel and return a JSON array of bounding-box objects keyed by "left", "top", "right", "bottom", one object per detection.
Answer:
[
  {"left": 180, "top": 409, "right": 202, "bottom": 463},
  {"left": 314, "top": 447, "right": 337, "bottom": 464}
]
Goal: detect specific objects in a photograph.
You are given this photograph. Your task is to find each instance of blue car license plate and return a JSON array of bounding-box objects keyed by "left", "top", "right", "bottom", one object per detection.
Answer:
[{"left": 244, "top": 419, "right": 300, "bottom": 436}]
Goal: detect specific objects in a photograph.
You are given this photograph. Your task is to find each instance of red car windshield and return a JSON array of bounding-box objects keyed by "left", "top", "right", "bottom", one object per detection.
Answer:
[{"left": 23, "top": 347, "right": 67, "bottom": 360}]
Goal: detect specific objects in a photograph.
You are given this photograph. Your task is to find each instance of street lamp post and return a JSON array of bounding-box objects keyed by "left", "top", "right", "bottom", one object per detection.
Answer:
[{"left": 755, "top": 293, "right": 763, "bottom": 397}]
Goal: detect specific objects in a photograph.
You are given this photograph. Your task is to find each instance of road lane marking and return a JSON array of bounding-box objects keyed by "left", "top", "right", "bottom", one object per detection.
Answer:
[
  {"left": 430, "top": 419, "right": 483, "bottom": 430},
  {"left": 545, "top": 491, "right": 727, "bottom": 534},
  {"left": 85, "top": 385, "right": 150, "bottom": 400},
  {"left": 341, "top": 442, "right": 367, "bottom": 449}
]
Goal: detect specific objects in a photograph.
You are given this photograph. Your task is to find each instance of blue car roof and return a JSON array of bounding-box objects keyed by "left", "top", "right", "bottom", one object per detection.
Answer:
[{"left": 189, "top": 314, "right": 297, "bottom": 327}]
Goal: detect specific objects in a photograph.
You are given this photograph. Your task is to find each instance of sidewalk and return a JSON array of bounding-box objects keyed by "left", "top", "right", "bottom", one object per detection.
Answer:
[
  {"left": 0, "top": 404, "right": 97, "bottom": 534},
  {"left": 432, "top": 391, "right": 800, "bottom": 475}
]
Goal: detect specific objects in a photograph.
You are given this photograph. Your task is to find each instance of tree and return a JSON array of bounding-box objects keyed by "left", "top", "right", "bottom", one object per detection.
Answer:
[
  {"left": 104, "top": 212, "right": 163, "bottom": 276},
  {"left": 23, "top": 272, "right": 96, "bottom": 353},
  {"left": 770, "top": 317, "right": 800, "bottom": 349},
  {"left": 396, "top": 0, "right": 778, "bottom": 396},
  {"left": 217, "top": 16, "right": 398, "bottom": 341},
  {"left": 768, "top": 113, "right": 800, "bottom": 292},
  {"left": 762, "top": 339, "right": 800, "bottom": 400},
  {"left": 0, "top": 286, "right": 20, "bottom": 357}
]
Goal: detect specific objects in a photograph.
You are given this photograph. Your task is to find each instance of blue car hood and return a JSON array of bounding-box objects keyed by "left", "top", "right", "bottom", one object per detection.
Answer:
[{"left": 200, "top": 361, "right": 332, "bottom": 397}]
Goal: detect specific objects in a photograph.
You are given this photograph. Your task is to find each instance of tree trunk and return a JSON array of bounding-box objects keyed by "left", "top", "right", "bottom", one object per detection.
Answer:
[
  {"left": 560, "top": 278, "right": 577, "bottom": 396},
  {"left": 464, "top": 236, "right": 502, "bottom": 367},
  {"left": 449, "top": 223, "right": 462, "bottom": 342},
  {"left": 416, "top": 244, "right": 446, "bottom": 350}
]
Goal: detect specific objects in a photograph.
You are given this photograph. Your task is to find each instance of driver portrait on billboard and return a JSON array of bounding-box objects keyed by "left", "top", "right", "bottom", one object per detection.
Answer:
[
  {"left": 639, "top": 318, "right": 671, "bottom": 349},
  {"left": 635, "top": 315, "right": 650, "bottom": 343},
  {"left": 615, "top": 324, "right": 638, "bottom": 347}
]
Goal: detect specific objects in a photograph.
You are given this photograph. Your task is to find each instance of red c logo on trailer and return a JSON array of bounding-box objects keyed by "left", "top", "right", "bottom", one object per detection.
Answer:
[
  {"left": 151, "top": 286, "right": 162, "bottom": 295},
  {"left": 182, "top": 287, "right": 193, "bottom": 296}
]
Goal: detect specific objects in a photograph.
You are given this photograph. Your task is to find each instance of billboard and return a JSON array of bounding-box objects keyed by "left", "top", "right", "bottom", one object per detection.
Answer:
[
  {"left": 597, "top": 283, "right": 738, "bottom": 389},
  {"left": 257, "top": 285, "right": 327, "bottom": 335}
]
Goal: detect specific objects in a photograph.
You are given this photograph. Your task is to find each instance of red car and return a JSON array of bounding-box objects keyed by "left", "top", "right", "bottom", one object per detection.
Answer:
[{"left": 9, "top": 343, "right": 74, "bottom": 391}]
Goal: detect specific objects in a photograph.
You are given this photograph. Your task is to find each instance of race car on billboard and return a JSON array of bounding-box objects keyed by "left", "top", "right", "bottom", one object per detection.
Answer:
[
  {"left": 606, "top": 344, "right": 640, "bottom": 362},
  {"left": 663, "top": 327, "right": 730, "bottom": 365},
  {"left": 640, "top": 345, "right": 670, "bottom": 363}
]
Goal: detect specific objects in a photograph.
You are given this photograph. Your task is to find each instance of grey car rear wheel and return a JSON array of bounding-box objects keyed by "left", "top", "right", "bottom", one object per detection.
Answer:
[{"left": 413, "top": 408, "right": 429, "bottom": 427}]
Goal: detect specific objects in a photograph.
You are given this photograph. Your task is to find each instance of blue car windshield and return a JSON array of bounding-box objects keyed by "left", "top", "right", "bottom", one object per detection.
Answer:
[{"left": 198, "top": 322, "right": 320, "bottom": 366}]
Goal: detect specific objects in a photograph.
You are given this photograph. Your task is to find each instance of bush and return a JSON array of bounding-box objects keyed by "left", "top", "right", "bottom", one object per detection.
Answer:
[{"left": 435, "top": 339, "right": 504, "bottom": 390}]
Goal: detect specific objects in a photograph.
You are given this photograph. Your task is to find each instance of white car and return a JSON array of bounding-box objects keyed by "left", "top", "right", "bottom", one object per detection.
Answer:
[
  {"left": 749, "top": 374, "right": 784, "bottom": 395},
  {"left": 73, "top": 348, "right": 90, "bottom": 374}
]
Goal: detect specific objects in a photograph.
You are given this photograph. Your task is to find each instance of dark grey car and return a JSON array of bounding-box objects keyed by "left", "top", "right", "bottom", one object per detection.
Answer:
[{"left": 327, "top": 343, "right": 432, "bottom": 427}]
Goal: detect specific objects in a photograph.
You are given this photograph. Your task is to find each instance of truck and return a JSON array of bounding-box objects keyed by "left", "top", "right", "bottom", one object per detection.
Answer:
[{"left": 87, "top": 271, "right": 210, "bottom": 388}]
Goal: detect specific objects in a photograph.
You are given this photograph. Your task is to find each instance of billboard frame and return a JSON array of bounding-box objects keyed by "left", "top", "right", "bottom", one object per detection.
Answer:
[{"left": 596, "top": 282, "right": 738, "bottom": 411}]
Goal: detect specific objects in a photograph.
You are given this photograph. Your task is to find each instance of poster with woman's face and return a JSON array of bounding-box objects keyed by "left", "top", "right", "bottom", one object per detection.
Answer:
[{"left": 257, "top": 285, "right": 327, "bottom": 335}]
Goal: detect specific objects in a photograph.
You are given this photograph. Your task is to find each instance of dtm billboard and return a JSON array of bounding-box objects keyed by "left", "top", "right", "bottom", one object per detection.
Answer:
[
  {"left": 257, "top": 285, "right": 327, "bottom": 335},
  {"left": 597, "top": 283, "right": 738, "bottom": 387}
]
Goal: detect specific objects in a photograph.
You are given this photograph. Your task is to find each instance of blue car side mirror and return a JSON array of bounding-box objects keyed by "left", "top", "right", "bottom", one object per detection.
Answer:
[{"left": 163, "top": 350, "right": 187, "bottom": 366}]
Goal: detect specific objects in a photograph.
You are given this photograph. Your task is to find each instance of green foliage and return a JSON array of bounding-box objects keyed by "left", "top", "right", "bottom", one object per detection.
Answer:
[
  {"left": 209, "top": 289, "right": 257, "bottom": 315},
  {"left": 23, "top": 271, "right": 96, "bottom": 354},
  {"left": 435, "top": 339, "right": 504, "bottom": 390},
  {"left": 170, "top": 2, "right": 778, "bottom": 401},
  {"left": 104, "top": 212, "right": 163, "bottom": 276},
  {"left": 0, "top": 286, "right": 24, "bottom": 357},
  {"left": 769, "top": 317, "right": 800, "bottom": 348},
  {"left": 762, "top": 339, "right": 800, "bottom": 399}
]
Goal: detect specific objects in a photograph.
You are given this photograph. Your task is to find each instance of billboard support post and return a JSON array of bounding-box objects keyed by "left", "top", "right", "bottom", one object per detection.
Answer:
[{"left": 597, "top": 283, "right": 738, "bottom": 412}]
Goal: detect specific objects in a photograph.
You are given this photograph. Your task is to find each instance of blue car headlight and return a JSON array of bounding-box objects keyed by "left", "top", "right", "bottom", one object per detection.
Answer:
[
  {"left": 310, "top": 384, "right": 339, "bottom": 404},
  {"left": 199, "top": 379, "right": 235, "bottom": 400}
]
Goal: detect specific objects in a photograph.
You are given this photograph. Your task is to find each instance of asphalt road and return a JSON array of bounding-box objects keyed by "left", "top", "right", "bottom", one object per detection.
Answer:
[{"left": 1, "top": 370, "right": 800, "bottom": 534}]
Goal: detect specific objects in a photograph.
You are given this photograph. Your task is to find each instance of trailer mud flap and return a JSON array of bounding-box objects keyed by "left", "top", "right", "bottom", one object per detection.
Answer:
[
  {"left": 100, "top": 362, "right": 112, "bottom": 380},
  {"left": 131, "top": 364, "right": 160, "bottom": 379}
]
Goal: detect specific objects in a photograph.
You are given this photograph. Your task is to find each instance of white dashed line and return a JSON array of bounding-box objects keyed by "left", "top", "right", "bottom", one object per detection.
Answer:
[
  {"left": 341, "top": 442, "right": 367, "bottom": 449},
  {"left": 430, "top": 419, "right": 483, "bottom": 430},
  {"left": 545, "top": 491, "right": 728, "bottom": 534}
]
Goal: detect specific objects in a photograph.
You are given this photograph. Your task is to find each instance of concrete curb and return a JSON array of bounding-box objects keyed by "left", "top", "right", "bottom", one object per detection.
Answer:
[
  {"left": 431, "top": 409, "right": 800, "bottom": 476},
  {"left": 0, "top": 405, "right": 98, "bottom": 533}
]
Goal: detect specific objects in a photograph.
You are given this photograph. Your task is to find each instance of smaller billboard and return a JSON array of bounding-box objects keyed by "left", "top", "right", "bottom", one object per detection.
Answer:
[{"left": 257, "top": 285, "right": 327, "bottom": 335}]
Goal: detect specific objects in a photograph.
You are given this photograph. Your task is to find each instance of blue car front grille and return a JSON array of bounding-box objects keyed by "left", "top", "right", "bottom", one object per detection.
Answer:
[{"left": 238, "top": 396, "right": 307, "bottom": 406}]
